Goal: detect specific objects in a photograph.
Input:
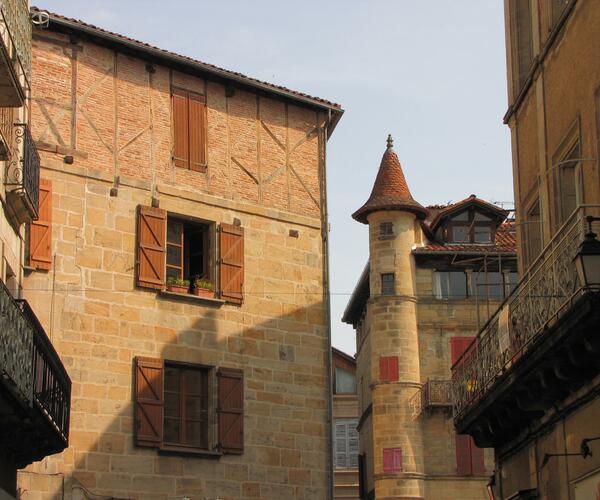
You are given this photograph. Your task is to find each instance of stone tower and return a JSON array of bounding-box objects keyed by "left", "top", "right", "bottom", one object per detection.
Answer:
[{"left": 352, "top": 135, "right": 427, "bottom": 499}]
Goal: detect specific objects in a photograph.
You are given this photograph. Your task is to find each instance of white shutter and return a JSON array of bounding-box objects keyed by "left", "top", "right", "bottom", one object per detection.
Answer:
[
  {"left": 348, "top": 421, "right": 359, "bottom": 468},
  {"left": 334, "top": 421, "right": 347, "bottom": 468}
]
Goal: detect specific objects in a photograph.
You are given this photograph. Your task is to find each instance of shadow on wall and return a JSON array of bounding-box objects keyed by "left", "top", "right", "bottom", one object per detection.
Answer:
[{"left": 17, "top": 293, "right": 330, "bottom": 500}]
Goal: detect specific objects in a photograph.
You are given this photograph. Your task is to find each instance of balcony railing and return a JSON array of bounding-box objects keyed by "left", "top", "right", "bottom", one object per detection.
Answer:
[
  {"left": 0, "top": 281, "right": 71, "bottom": 444},
  {"left": 5, "top": 123, "right": 40, "bottom": 220},
  {"left": 409, "top": 379, "right": 452, "bottom": 419},
  {"left": 0, "top": 0, "right": 31, "bottom": 84},
  {"left": 452, "top": 205, "right": 600, "bottom": 420}
]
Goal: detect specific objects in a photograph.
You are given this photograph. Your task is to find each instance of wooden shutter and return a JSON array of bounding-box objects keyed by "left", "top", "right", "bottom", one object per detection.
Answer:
[
  {"left": 29, "top": 179, "right": 52, "bottom": 270},
  {"left": 172, "top": 87, "right": 189, "bottom": 169},
  {"left": 137, "top": 205, "right": 166, "bottom": 290},
  {"left": 134, "top": 357, "right": 164, "bottom": 448},
  {"left": 471, "top": 439, "right": 486, "bottom": 475},
  {"left": 383, "top": 447, "right": 402, "bottom": 473},
  {"left": 217, "top": 367, "right": 244, "bottom": 454},
  {"left": 189, "top": 92, "right": 207, "bottom": 172},
  {"left": 358, "top": 453, "right": 366, "bottom": 499},
  {"left": 379, "top": 356, "right": 398, "bottom": 382},
  {"left": 451, "top": 337, "right": 475, "bottom": 366},
  {"left": 334, "top": 421, "right": 347, "bottom": 468},
  {"left": 219, "top": 223, "right": 244, "bottom": 304},
  {"left": 456, "top": 434, "right": 472, "bottom": 475}
]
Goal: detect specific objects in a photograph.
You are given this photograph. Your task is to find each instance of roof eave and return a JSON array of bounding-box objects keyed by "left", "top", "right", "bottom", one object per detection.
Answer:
[{"left": 342, "top": 263, "right": 370, "bottom": 325}]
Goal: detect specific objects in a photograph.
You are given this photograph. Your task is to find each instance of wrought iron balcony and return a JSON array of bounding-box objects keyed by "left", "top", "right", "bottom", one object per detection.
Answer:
[
  {"left": 5, "top": 122, "right": 40, "bottom": 222},
  {"left": 0, "top": 0, "right": 31, "bottom": 105},
  {"left": 0, "top": 281, "right": 71, "bottom": 467},
  {"left": 409, "top": 379, "right": 452, "bottom": 419},
  {"left": 452, "top": 205, "right": 600, "bottom": 444}
]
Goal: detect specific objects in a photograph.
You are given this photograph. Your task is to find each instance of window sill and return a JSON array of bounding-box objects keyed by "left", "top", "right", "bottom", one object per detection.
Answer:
[
  {"left": 159, "top": 445, "right": 222, "bottom": 459},
  {"left": 159, "top": 290, "right": 225, "bottom": 306}
]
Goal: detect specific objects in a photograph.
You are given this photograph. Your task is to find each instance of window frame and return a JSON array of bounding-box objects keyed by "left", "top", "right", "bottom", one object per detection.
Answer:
[
  {"left": 444, "top": 208, "right": 496, "bottom": 244},
  {"left": 334, "top": 419, "right": 359, "bottom": 469},
  {"left": 381, "top": 273, "right": 395, "bottom": 296},
  {"left": 378, "top": 221, "right": 394, "bottom": 239}
]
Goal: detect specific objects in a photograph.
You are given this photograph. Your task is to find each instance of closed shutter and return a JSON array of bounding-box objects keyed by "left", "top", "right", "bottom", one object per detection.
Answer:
[
  {"left": 348, "top": 421, "right": 359, "bottom": 468},
  {"left": 29, "top": 179, "right": 52, "bottom": 270},
  {"left": 456, "top": 434, "right": 472, "bottom": 475},
  {"left": 219, "top": 223, "right": 244, "bottom": 304},
  {"left": 172, "top": 88, "right": 189, "bottom": 169},
  {"left": 379, "top": 356, "right": 398, "bottom": 382},
  {"left": 383, "top": 447, "right": 402, "bottom": 473},
  {"left": 334, "top": 421, "right": 347, "bottom": 468},
  {"left": 451, "top": 337, "right": 475, "bottom": 366},
  {"left": 471, "top": 440, "right": 486, "bottom": 475},
  {"left": 134, "top": 357, "right": 164, "bottom": 448},
  {"left": 137, "top": 206, "right": 166, "bottom": 290},
  {"left": 189, "top": 92, "right": 207, "bottom": 172},
  {"left": 217, "top": 367, "right": 244, "bottom": 454}
]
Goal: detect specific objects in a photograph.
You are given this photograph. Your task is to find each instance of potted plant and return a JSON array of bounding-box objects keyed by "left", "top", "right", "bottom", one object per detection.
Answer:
[
  {"left": 191, "top": 277, "right": 215, "bottom": 298},
  {"left": 166, "top": 276, "right": 190, "bottom": 294}
]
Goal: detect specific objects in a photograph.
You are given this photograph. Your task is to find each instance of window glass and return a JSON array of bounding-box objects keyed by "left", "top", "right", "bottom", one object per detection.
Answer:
[
  {"left": 336, "top": 367, "right": 356, "bottom": 394},
  {"left": 473, "top": 272, "right": 503, "bottom": 299},
  {"left": 504, "top": 272, "right": 519, "bottom": 296},
  {"left": 452, "top": 226, "right": 469, "bottom": 243},
  {"left": 381, "top": 273, "right": 395, "bottom": 296},
  {"left": 434, "top": 271, "right": 468, "bottom": 299},
  {"left": 474, "top": 225, "right": 492, "bottom": 243}
]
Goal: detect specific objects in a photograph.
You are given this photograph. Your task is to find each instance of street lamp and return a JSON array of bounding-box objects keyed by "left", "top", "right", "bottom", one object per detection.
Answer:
[{"left": 573, "top": 216, "right": 600, "bottom": 290}]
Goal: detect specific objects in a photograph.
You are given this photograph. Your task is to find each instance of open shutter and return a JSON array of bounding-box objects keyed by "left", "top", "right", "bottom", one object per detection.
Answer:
[
  {"left": 456, "top": 434, "right": 472, "bottom": 475},
  {"left": 189, "top": 92, "right": 207, "bottom": 172},
  {"left": 217, "top": 367, "right": 244, "bottom": 454},
  {"left": 172, "top": 87, "right": 189, "bottom": 169},
  {"left": 134, "top": 357, "right": 164, "bottom": 448},
  {"left": 219, "top": 223, "right": 244, "bottom": 304},
  {"left": 334, "top": 421, "right": 347, "bottom": 468},
  {"left": 29, "top": 179, "right": 52, "bottom": 270},
  {"left": 137, "top": 205, "right": 166, "bottom": 290}
]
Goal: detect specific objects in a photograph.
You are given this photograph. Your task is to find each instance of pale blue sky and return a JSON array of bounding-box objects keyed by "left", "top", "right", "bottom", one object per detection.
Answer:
[{"left": 37, "top": 1, "right": 513, "bottom": 356}]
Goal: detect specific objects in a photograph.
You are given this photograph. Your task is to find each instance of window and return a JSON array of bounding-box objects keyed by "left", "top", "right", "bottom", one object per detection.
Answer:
[
  {"left": 472, "top": 272, "right": 503, "bottom": 300},
  {"left": 556, "top": 141, "right": 580, "bottom": 227},
  {"left": 381, "top": 273, "right": 395, "bottom": 296},
  {"left": 456, "top": 434, "right": 485, "bottom": 476},
  {"left": 446, "top": 209, "right": 496, "bottom": 244},
  {"left": 335, "top": 367, "right": 356, "bottom": 394},
  {"left": 511, "top": 0, "right": 533, "bottom": 91},
  {"left": 172, "top": 87, "right": 207, "bottom": 172},
  {"left": 134, "top": 357, "right": 243, "bottom": 454},
  {"left": 525, "top": 200, "right": 542, "bottom": 266},
  {"left": 137, "top": 205, "right": 244, "bottom": 304},
  {"left": 383, "top": 448, "right": 402, "bottom": 473},
  {"left": 379, "top": 221, "right": 394, "bottom": 237},
  {"left": 434, "top": 271, "right": 468, "bottom": 299},
  {"left": 334, "top": 419, "right": 359, "bottom": 469},
  {"left": 504, "top": 272, "right": 519, "bottom": 297}
]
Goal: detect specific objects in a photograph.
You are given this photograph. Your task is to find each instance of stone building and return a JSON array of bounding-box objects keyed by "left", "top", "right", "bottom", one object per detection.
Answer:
[
  {"left": 452, "top": 1, "right": 600, "bottom": 499},
  {"left": 18, "top": 8, "right": 343, "bottom": 499},
  {"left": 342, "top": 136, "right": 518, "bottom": 500},
  {"left": 0, "top": 2, "right": 70, "bottom": 498},
  {"left": 332, "top": 347, "right": 359, "bottom": 499}
]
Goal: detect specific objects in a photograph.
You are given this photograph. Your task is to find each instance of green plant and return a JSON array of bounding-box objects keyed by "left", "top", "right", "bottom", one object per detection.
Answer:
[
  {"left": 166, "top": 276, "right": 190, "bottom": 287},
  {"left": 194, "top": 278, "right": 214, "bottom": 291}
]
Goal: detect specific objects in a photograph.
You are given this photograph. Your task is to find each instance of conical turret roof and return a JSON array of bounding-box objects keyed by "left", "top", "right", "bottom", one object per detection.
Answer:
[{"left": 352, "top": 135, "right": 428, "bottom": 224}]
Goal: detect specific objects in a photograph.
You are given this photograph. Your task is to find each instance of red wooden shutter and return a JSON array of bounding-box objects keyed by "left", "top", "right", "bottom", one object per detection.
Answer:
[
  {"left": 451, "top": 336, "right": 475, "bottom": 366},
  {"left": 379, "top": 356, "right": 398, "bottom": 382},
  {"left": 219, "top": 223, "right": 244, "bottom": 304},
  {"left": 134, "top": 357, "right": 164, "bottom": 448},
  {"left": 172, "top": 87, "right": 189, "bottom": 169},
  {"left": 217, "top": 367, "right": 244, "bottom": 454},
  {"left": 471, "top": 439, "right": 486, "bottom": 475},
  {"left": 29, "top": 179, "right": 52, "bottom": 270},
  {"left": 383, "top": 447, "right": 402, "bottom": 473},
  {"left": 189, "top": 92, "right": 207, "bottom": 172},
  {"left": 136, "top": 206, "right": 166, "bottom": 290},
  {"left": 456, "top": 434, "right": 472, "bottom": 475}
]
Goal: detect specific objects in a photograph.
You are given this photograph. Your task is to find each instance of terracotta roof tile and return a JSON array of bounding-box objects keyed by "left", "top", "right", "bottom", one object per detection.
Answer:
[
  {"left": 32, "top": 7, "right": 342, "bottom": 112},
  {"left": 352, "top": 136, "right": 427, "bottom": 223}
]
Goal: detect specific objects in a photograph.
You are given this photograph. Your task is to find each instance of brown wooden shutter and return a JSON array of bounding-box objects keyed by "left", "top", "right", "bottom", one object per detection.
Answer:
[
  {"left": 456, "top": 434, "right": 472, "bottom": 475},
  {"left": 471, "top": 439, "right": 486, "bottom": 475},
  {"left": 29, "top": 178, "right": 52, "bottom": 270},
  {"left": 134, "top": 357, "right": 164, "bottom": 448},
  {"left": 172, "top": 87, "right": 189, "bottom": 169},
  {"left": 217, "top": 367, "right": 244, "bottom": 454},
  {"left": 189, "top": 92, "right": 207, "bottom": 172},
  {"left": 137, "top": 205, "right": 166, "bottom": 290},
  {"left": 219, "top": 223, "right": 244, "bottom": 304}
]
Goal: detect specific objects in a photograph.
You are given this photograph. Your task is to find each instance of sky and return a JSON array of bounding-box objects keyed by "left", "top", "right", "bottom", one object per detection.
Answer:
[{"left": 36, "top": 1, "right": 514, "bottom": 356}]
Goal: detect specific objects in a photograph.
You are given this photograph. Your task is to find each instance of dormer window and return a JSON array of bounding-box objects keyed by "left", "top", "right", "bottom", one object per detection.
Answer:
[{"left": 446, "top": 209, "right": 495, "bottom": 244}]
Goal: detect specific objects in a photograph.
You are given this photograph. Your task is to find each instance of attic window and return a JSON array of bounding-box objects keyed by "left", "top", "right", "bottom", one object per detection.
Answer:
[{"left": 446, "top": 208, "right": 496, "bottom": 244}]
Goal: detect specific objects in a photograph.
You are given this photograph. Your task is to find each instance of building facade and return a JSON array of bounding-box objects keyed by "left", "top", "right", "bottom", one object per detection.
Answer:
[
  {"left": 452, "top": 1, "right": 600, "bottom": 499},
  {"left": 342, "top": 137, "right": 517, "bottom": 500},
  {"left": 19, "top": 9, "right": 343, "bottom": 499},
  {"left": 0, "top": 2, "right": 70, "bottom": 498},
  {"left": 332, "top": 347, "right": 359, "bottom": 499}
]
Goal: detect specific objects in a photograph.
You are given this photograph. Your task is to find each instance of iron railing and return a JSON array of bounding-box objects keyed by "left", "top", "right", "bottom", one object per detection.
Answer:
[
  {"left": 0, "top": 0, "right": 31, "bottom": 83},
  {"left": 409, "top": 379, "right": 452, "bottom": 419},
  {"left": 18, "top": 300, "right": 71, "bottom": 442},
  {"left": 0, "top": 281, "right": 70, "bottom": 443},
  {"left": 5, "top": 123, "right": 40, "bottom": 216},
  {"left": 452, "top": 205, "right": 600, "bottom": 419}
]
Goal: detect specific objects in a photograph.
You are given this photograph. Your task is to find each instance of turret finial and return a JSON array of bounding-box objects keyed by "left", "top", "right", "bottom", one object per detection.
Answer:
[{"left": 386, "top": 134, "right": 393, "bottom": 149}]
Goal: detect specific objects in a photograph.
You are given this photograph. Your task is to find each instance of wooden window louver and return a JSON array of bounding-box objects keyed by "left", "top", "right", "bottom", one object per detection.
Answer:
[
  {"left": 219, "top": 223, "right": 244, "bottom": 304},
  {"left": 137, "top": 206, "right": 166, "bottom": 290},
  {"left": 217, "top": 367, "right": 244, "bottom": 454},
  {"left": 134, "top": 357, "right": 164, "bottom": 448},
  {"left": 29, "top": 179, "right": 53, "bottom": 270}
]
